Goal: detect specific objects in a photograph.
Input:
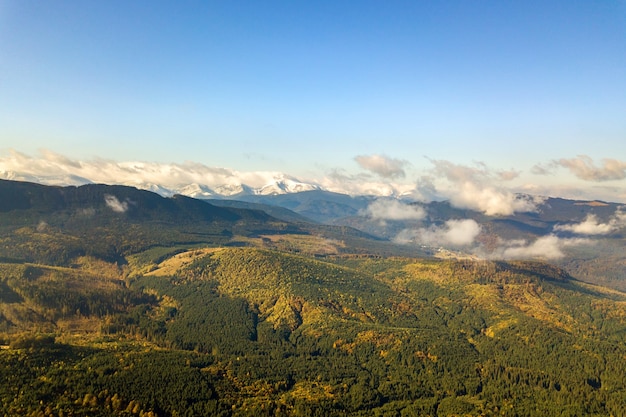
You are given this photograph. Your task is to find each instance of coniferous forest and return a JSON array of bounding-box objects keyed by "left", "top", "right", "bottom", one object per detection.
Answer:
[{"left": 1, "top": 180, "right": 626, "bottom": 416}]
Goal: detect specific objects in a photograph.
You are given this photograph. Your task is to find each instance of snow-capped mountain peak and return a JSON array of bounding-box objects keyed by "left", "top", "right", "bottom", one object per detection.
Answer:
[{"left": 257, "top": 177, "right": 321, "bottom": 195}]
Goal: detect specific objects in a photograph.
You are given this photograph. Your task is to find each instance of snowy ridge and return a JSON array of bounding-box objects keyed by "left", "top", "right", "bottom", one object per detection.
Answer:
[
  {"left": 0, "top": 152, "right": 418, "bottom": 200},
  {"left": 162, "top": 177, "right": 320, "bottom": 198},
  {"left": 257, "top": 175, "right": 321, "bottom": 195},
  {"left": 0, "top": 168, "right": 402, "bottom": 199},
  {"left": 0, "top": 168, "right": 324, "bottom": 198}
]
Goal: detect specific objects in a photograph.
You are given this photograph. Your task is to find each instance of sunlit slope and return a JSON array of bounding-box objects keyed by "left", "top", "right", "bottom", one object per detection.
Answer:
[
  {"left": 237, "top": 190, "right": 626, "bottom": 291},
  {"left": 0, "top": 259, "right": 147, "bottom": 335},
  {"left": 124, "top": 249, "right": 626, "bottom": 415},
  {"left": 3, "top": 247, "right": 626, "bottom": 415},
  {"left": 152, "top": 248, "right": 626, "bottom": 339}
]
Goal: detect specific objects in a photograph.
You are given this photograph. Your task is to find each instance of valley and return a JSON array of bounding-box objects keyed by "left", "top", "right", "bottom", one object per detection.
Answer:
[{"left": 1, "top": 180, "right": 626, "bottom": 416}]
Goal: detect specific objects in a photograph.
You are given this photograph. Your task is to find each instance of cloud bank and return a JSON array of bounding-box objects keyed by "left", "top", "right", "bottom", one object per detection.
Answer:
[
  {"left": 413, "top": 160, "right": 541, "bottom": 216},
  {"left": 2, "top": 150, "right": 626, "bottom": 205}
]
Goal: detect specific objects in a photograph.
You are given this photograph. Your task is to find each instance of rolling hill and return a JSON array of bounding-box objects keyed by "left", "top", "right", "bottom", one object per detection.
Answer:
[
  {"left": 216, "top": 190, "right": 626, "bottom": 291},
  {"left": 0, "top": 179, "right": 410, "bottom": 266},
  {"left": 2, "top": 179, "right": 626, "bottom": 416}
]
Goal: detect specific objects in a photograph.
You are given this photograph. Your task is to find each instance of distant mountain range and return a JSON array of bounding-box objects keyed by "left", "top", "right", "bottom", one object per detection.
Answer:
[
  {"left": 0, "top": 179, "right": 415, "bottom": 265},
  {"left": 1, "top": 170, "right": 324, "bottom": 198},
  {"left": 1, "top": 178, "right": 625, "bottom": 291},
  {"left": 210, "top": 190, "right": 375, "bottom": 223},
  {"left": 206, "top": 189, "right": 624, "bottom": 242},
  {"left": 210, "top": 190, "right": 626, "bottom": 290}
]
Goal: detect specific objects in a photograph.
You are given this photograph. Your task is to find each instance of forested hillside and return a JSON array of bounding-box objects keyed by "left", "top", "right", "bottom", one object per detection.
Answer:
[
  {"left": 1, "top": 180, "right": 626, "bottom": 416},
  {"left": 0, "top": 179, "right": 411, "bottom": 266},
  {"left": 231, "top": 190, "right": 626, "bottom": 291},
  {"left": 2, "top": 246, "right": 626, "bottom": 416}
]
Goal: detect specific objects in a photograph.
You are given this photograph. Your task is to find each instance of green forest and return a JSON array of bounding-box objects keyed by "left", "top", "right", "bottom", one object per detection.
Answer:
[
  {"left": 1, "top": 180, "right": 626, "bottom": 416},
  {"left": 2, "top": 246, "right": 626, "bottom": 416}
]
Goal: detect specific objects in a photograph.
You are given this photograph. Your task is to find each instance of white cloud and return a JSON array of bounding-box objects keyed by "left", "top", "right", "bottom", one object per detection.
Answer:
[
  {"left": 39, "top": 149, "right": 83, "bottom": 168},
  {"left": 365, "top": 199, "right": 426, "bottom": 221},
  {"left": 320, "top": 169, "right": 413, "bottom": 196},
  {"left": 395, "top": 219, "right": 481, "bottom": 247},
  {"left": 614, "top": 210, "right": 626, "bottom": 227},
  {"left": 555, "top": 155, "right": 626, "bottom": 181},
  {"left": 424, "top": 159, "right": 541, "bottom": 216},
  {"left": 553, "top": 210, "right": 626, "bottom": 235},
  {"left": 489, "top": 235, "right": 589, "bottom": 260},
  {"left": 104, "top": 195, "right": 128, "bottom": 213},
  {"left": 408, "top": 176, "right": 441, "bottom": 202},
  {"left": 354, "top": 154, "right": 408, "bottom": 179},
  {"left": 445, "top": 181, "right": 539, "bottom": 217}
]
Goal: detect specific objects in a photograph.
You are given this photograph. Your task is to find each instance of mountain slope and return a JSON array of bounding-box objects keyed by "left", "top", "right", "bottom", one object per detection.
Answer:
[
  {"left": 3, "top": 179, "right": 626, "bottom": 416},
  {"left": 226, "top": 191, "right": 626, "bottom": 290},
  {"left": 234, "top": 190, "right": 374, "bottom": 223},
  {"left": 205, "top": 198, "right": 316, "bottom": 223},
  {"left": 0, "top": 179, "right": 293, "bottom": 265},
  {"left": 0, "top": 179, "right": 267, "bottom": 223},
  {"left": 3, "top": 246, "right": 626, "bottom": 416},
  {"left": 0, "top": 179, "right": 420, "bottom": 267}
]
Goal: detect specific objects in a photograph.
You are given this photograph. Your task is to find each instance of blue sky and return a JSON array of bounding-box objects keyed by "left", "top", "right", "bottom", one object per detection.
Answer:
[{"left": 1, "top": 1, "right": 625, "bottom": 201}]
